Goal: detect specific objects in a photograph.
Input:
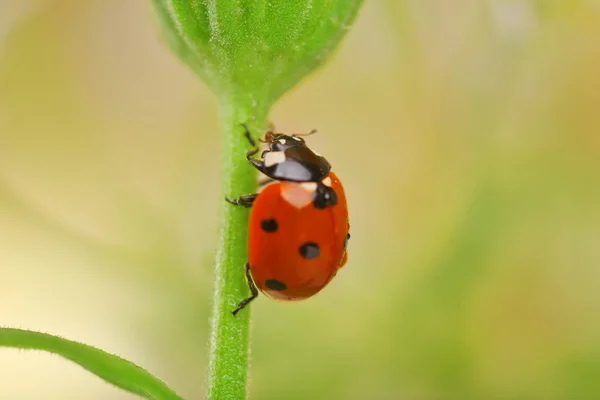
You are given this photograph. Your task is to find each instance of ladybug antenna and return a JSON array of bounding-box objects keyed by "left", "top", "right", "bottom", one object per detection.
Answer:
[
  {"left": 292, "top": 129, "right": 318, "bottom": 138},
  {"left": 260, "top": 131, "right": 276, "bottom": 143}
]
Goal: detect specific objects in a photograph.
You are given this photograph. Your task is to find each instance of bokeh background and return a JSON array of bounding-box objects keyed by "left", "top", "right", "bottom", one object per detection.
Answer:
[{"left": 1, "top": 0, "right": 600, "bottom": 399}]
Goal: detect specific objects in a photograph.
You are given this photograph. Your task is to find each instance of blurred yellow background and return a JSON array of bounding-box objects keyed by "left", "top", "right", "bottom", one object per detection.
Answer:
[{"left": 1, "top": 0, "right": 600, "bottom": 399}]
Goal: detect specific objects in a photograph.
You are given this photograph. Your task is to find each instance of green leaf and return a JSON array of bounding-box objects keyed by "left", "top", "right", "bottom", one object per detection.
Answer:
[
  {"left": 152, "top": 1, "right": 363, "bottom": 400},
  {"left": 152, "top": 0, "right": 363, "bottom": 104},
  {"left": 0, "top": 328, "right": 183, "bottom": 400}
]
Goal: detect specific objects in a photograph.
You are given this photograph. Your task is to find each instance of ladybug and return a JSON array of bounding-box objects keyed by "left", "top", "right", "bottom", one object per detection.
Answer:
[{"left": 227, "top": 124, "right": 350, "bottom": 315}]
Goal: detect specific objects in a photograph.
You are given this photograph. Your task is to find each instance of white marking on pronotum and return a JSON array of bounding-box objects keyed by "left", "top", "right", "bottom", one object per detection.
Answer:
[
  {"left": 292, "top": 136, "right": 302, "bottom": 141},
  {"left": 322, "top": 177, "right": 332, "bottom": 187},
  {"left": 264, "top": 151, "right": 286, "bottom": 167},
  {"left": 300, "top": 182, "right": 318, "bottom": 192},
  {"left": 278, "top": 138, "right": 286, "bottom": 145}
]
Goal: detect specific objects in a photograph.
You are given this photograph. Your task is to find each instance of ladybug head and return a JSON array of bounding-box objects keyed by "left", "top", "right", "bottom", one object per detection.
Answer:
[
  {"left": 262, "top": 132, "right": 307, "bottom": 152},
  {"left": 256, "top": 129, "right": 331, "bottom": 182}
]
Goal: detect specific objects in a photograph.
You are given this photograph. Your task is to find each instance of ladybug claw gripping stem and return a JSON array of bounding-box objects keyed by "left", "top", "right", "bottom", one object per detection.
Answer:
[
  {"left": 232, "top": 263, "right": 258, "bottom": 316},
  {"left": 240, "top": 123, "right": 257, "bottom": 147},
  {"left": 225, "top": 194, "right": 257, "bottom": 208}
]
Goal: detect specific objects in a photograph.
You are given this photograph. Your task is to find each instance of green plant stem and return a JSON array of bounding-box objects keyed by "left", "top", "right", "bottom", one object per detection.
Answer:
[
  {"left": 207, "top": 97, "right": 269, "bottom": 400},
  {"left": 0, "top": 328, "right": 183, "bottom": 400}
]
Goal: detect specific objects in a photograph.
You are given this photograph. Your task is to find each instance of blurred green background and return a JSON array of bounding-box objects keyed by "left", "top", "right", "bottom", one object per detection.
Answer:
[{"left": 1, "top": 0, "right": 600, "bottom": 399}]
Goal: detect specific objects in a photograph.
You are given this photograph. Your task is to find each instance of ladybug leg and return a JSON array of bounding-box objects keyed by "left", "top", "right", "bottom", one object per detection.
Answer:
[
  {"left": 241, "top": 123, "right": 257, "bottom": 147},
  {"left": 241, "top": 124, "right": 261, "bottom": 160},
  {"left": 225, "top": 194, "right": 257, "bottom": 208},
  {"left": 245, "top": 141, "right": 264, "bottom": 172},
  {"left": 241, "top": 123, "right": 269, "bottom": 174},
  {"left": 232, "top": 263, "right": 259, "bottom": 316},
  {"left": 246, "top": 147, "right": 259, "bottom": 158},
  {"left": 247, "top": 157, "right": 266, "bottom": 173}
]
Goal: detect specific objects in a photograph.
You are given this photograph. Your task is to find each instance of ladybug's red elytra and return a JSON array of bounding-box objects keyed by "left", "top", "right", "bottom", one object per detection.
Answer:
[{"left": 226, "top": 124, "right": 350, "bottom": 315}]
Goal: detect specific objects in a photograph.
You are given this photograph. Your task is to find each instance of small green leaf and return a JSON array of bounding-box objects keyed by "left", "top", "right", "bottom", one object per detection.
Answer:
[
  {"left": 153, "top": 0, "right": 363, "bottom": 104},
  {"left": 0, "top": 328, "right": 183, "bottom": 400}
]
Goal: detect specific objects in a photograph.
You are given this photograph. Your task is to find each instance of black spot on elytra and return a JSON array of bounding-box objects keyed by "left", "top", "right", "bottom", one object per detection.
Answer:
[
  {"left": 265, "top": 279, "right": 287, "bottom": 291},
  {"left": 313, "top": 184, "right": 338, "bottom": 209},
  {"left": 261, "top": 218, "right": 278, "bottom": 232},
  {"left": 299, "top": 242, "right": 320, "bottom": 259}
]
